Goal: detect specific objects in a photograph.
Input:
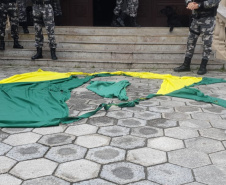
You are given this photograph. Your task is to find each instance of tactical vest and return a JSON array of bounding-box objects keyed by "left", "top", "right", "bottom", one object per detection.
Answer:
[{"left": 194, "top": 0, "right": 219, "bottom": 17}]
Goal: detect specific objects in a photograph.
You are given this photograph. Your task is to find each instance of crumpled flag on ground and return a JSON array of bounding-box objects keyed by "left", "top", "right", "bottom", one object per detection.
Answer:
[
  {"left": 87, "top": 80, "right": 130, "bottom": 101},
  {"left": 0, "top": 69, "right": 225, "bottom": 128}
]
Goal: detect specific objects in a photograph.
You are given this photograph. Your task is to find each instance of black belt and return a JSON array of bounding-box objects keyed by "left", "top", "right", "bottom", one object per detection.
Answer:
[{"left": 34, "top": 1, "right": 50, "bottom": 5}]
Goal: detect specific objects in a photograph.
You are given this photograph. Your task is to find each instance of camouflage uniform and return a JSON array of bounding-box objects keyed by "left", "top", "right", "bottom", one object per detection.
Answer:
[
  {"left": 0, "top": 0, "right": 19, "bottom": 39},
  {"left": 185, "top": 0, "right": 221, "bottom": 60},
  {"left": 32, "top": 0, "right": 56, "bottom": 48},
  {"left": 114, "top": 0, "right": 139, "bottom": 17},
  {"left": 17, "top": 0, "right": 27, "bottom": 23}
]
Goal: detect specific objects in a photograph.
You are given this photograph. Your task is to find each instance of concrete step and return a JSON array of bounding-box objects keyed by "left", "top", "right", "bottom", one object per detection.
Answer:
[
  {"left": 5, "top": 40, "right": 204, "bottom": 52},
  {"left": 0, "top": 48, "right": 214, "bottom": 61},
  {"left": 9, "top": 34, "right": 193, "bottom": 43},
  {"left": 0, "top": 56, "right": 222, "bottom": 70},
  {"left": 17, "top": 27, "right": 190, "bottom": 36}
]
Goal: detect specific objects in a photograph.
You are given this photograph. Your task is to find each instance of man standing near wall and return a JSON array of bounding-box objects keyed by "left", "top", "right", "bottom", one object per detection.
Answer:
[
  {"left": 111, "top": 0, "right": 140, "bottom": 27},
  {"left": 0, "top": 0, "right": 24, "bottom": 50},
  {"left": 31, "top": 0, "right": 58, "bottom": 60},
  {"left": 17, "top": 0, "right": 29, "bottom": 33},
  {"left": 174, "top": 0, "right": 221, "bottom": 75}
]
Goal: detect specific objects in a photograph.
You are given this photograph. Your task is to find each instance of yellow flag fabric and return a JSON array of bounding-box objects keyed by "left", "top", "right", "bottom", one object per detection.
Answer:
[{"left": 0, "top": 70, "right": 202, "bottom": 95}]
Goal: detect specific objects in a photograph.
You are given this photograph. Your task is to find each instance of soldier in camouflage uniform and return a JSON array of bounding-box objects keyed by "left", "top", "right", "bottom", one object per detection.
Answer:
[
  {"left": 174, "top": 0, "right": 221, "bottom": 75},
  {"left": 0, "top": 0, "right": 24, "bottom": 50},
  {"left": 31, "top": 0, "right": 58, "bottom": 60},
  {"left": 17, "top": 0, "right": 29, "bottom": 33},
  {"left": 111, "top": 0, "right": 140, "bottom": 27}
]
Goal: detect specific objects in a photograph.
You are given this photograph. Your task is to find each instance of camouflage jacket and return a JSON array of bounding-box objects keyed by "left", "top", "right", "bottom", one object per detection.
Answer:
[
  {"left": 185, "top": 0, "right": 221, "bottom": 16},
  {"left": 31, "top": 0, "right": 62, "bottom": 16}
]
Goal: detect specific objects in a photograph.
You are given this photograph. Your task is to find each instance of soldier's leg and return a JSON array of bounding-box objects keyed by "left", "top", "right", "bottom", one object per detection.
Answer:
[
  {"left": 31, "top": 4, "right": 43, "bottom": 60},
  {"left": 112, "top": 0, "right": 126, "bottom": 27},
  {"left": 17, "top": 0, "right": 29, "bottom": 33},
  {"left": 174, "top": 18, "right": 200, "bottom": 72},
  {"left": 8, "top": 2, "right": 23, "bottom": 49},
  {"left": 0, "top": 3, "right": 7, "bottom": 50},
  {"left": 125, "top": 0, "right": 140, "bottom": 27},
  {"left": 42, "top": 4, "right": 57, "bottom": 60},
  {"left": 197, "top": 17, "right": 215, "bottom": 75}
]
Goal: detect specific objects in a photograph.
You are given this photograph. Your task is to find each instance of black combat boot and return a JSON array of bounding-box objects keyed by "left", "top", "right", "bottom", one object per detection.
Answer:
[
  {"left": 31, "top": 47, "right": 43, "bottom": 60},
  {"left": 22, "top": 22, "right": 29, "bottom": 34},
  {"left": 174, "top": 57, "right": 191, "bottom": 72},
  {"left": 50, "top": 48, "right": 58, "bottom": 60},
  {"left": 128, "top": 17, "right": 141, "bottom": 27},
  {"left": 197, "top": 59, "right": 208, "bottom": 75},
  {"left": 116, "top": 12, "right": 127, "bottom": 27},
  {"left": 0, "top": 37, "right": 5, "bottom": 50},
  {"left": 13, "top": 38, "right": 24, "bottom": 49}
]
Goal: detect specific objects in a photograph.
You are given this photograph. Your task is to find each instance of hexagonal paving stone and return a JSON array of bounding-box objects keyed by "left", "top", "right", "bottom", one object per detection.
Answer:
[
  {"left": 194, "top": 165, "right": 226, "bottom": 185},
  {"left": 33, "top": 125, "right": 66, "bottom": 135},
  {"left": 191, "top": 112, "right": 222, "bottom": 121},
  {"left": 147, "top": 163, "right": 194, "bottom": 185},
  {"left": 107, "top": 111, "right": 133, "bottom": 119},
  {"left": 55, "top": 159, "right": 100, "bottom": 182},
  {"left": 199, "top": 128, "right": 226, "bottom": 140},
  {"left": 10, "top": 158, "right": 57, "bottom": 180},
  {"left": 203, "top": 106, "right": 226, "bottom": 114},
  {"left": 168, "top": 149, "right": 211, "bottom": 168},
  {"left": 75, "top": 134, "right": 110, "bottom": 148},
  {"left": 45, "top": 144, "right": 87, "bottom": 163},
  {"left": 131, "top": 126, "right": 163, "bottom": 138},
  {"left": 210, "top": 151, "right": 226, "bottom": 165},
  {"left": 175, "top": 106, "right": 202, "bottom": 113},
  {"left": 0, "top": 131, "right": 9, "bottom": 141},
  {"left": 4, "top": 132, "right": 41, "bottom": 146},
  {"left": 0, "top": 156, "right": 16, "bottom": 174},
  {"left": 185, "top": 137, "right": 224, "bottom": 153},
  {"left": 98, "top": 126, "right": 130, "bottom": 137},
  {"left": 139, "top": 100, "right": 159, "bottom": 107},
  {"left": 134, "top": 111, "right": 161, "bottom": 120},
  {"left": 65, "top": 124, "right": 98, "bottom": 136},
  {"left": 122, "top": 106, "right": 147, "bottom": 112},
  {"left": 128, "top": 180, "right": 159, "bottom": 185},
  {"left": 118, "top": 118, "right": 146, "bottom": 128},
  {"left": 6, "top": 143, "right": 48, "bottom": 161},
  {"left": 210, "top": 120, "right": 226, "bottom": 129},
  {"left": 148, "top": 137, "right": 184, "bottom": 151},
  {"left": 38, "top": 133, "right": 75, "bottom": 146},
  {"left": 163, "top": 112, "right": 191, "bottom": 120},
  {"left": 73, "top": 179, "right": 116, "bottom": 185},
  {"left": 186, "top": 101, "right": 212, "bottom": 107},
  {"left": 160, "top": 100, "right": 185, "bottom": 107},
  {"left": 22, "top": 176, "right": 70, "bottom": 185},
  {"left": 87, "top": 116, "right": 116, "bottom": 126},
  {"left": 2, "top": 128, "right": 32, "bottom": 134},
  {"left": 148, "top": 106, "right": 174, "bottom": 113},
  {"left": 179, "top": 119, "right": 211, "bottom": 129},
  {"left": 127, "top": 147, "right": 166, "bottom": 166},
  {"left": 147, "top": 118, "right": 178, "bottom": 128},
  {"left": 111, "top": 135, "right": 145, "bottom": 149},
  {"left": 101, "top": 162, "right": 145, "bottom": 184},
  {"left": 86, "top": 146, "right": 125, "bottom": 164},
  {"left": 0, "top": 143, "right": 12, "bottom": 155},
  {"left": 165, "top": 127, "right": 199, "bottom": 139},
  {"left": 0, "top": 174, "right": 22, "bottom": 185}
]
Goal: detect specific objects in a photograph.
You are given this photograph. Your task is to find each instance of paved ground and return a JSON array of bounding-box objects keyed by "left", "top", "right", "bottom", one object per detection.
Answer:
[{"left": 0, "top": 66, "right": 226, "bottom": 185}]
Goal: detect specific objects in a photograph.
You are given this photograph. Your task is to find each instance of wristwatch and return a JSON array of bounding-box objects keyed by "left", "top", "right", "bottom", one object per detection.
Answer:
[{"left": 198, "top": 3, "right": 201, "bottom": 8}]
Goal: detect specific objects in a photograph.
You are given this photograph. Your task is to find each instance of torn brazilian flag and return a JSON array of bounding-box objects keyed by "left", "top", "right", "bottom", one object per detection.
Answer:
[{"left": 0, "top": 69, "right": 225, "bottom": 128}]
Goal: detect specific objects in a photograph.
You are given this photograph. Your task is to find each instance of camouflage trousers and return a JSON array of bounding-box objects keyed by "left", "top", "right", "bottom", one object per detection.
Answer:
[
  {"left": 33, "top": 4, "right": 56, "bottom": 48},
  {"left": 185, "top": 17, "right": 216, "bottom": 61},
  {"left": 0, "top": 2, "right": 19, "bottom": 39},
  {"left": 17, "top": 0, "right": 27, "bottom": 23},
  {"left": 114, "top": 0, "right": 139, "bottom": 17}
]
